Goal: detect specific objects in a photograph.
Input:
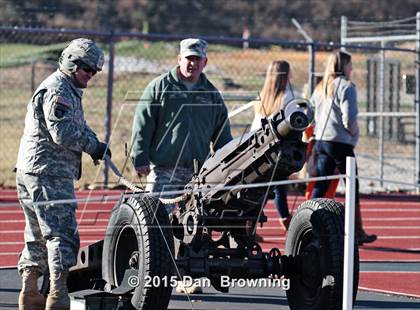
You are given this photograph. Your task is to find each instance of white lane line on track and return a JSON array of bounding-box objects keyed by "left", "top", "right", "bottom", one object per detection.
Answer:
[
  {"left": 0, "top": 227, "right": 108, "bottom": 233},
  {"left": 208, "top": 235, "right": 420, "bottom": 241},
  {"left": 255, "top": 237, "right": 286, "bottom": 241},
  {"left": 362, "top": 209, "right": 420, "bottom": 212},
  {"left": 377, "top": 236, "right": 420, "bottom": 239},
  {"left": 358, "top": 286, "right": 420, "bottom": 299},
  {"left": 359, "top": 226, "right": 420, "bottom": 229},
  {"left": 361, "top": 271, "right": 420, "bottom": 274},
  {"left": 362, "top": 217, "right": 420, "bottom": 221},
  {"left": 0, "top": 209, "right": 113, "bottom": 214},
  {"left": 0, "top": 218, "right": 112, "bottom": 224},
  {"left": 0, "top": 240, "right": 102, "bottom": 246},
  {"left": 264, "top": 201, "right": 420, "bottom": 206},
  {"left": 359, "top": 201, "right": 419, "bottom": 204},
  {"left": 263, "top": 208, "right": 420, "bottom": 213},
  {"left": 257, "top": 225, "right": 420, "bottom": 231},
  {"left": 259, "top": 225, "right": 420, "bottom": 230},
  {"left": 358, "top": 259, "right": 420, "bottom": 263},
  {"left": 264, "top": 201, "right": 418, "bottom": 206},
  {"left": 360, "top": 200, "right": 420, "bottom": 204},
  {"left": 265, "top": 217, "right": 420, "bottom": 222},
  {"left": 359, "top": 249, "right": 420, "bottom": 252}
]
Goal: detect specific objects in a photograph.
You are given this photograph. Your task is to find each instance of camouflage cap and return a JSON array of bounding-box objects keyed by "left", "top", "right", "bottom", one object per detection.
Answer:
[
  {"left": 180, "top": 38, "right": 208, "bottom": 58},
  {"left": 59, "top": 38, "right": 104, "bottom": 74}
]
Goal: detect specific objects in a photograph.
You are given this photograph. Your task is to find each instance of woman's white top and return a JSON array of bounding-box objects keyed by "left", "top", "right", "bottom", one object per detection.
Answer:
[{"left": 250, "top": 86, "right": 294, "bottom": 131}]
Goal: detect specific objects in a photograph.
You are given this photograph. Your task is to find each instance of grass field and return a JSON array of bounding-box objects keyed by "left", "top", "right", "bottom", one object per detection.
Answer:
[{"left": 0, "top": 40, "right": 416, "bottom": 188}]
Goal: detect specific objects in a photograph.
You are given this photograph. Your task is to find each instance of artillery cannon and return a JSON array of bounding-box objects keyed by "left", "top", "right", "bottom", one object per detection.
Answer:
[{"left": 65, "top": 99, "right": 359, "bottom": 309}]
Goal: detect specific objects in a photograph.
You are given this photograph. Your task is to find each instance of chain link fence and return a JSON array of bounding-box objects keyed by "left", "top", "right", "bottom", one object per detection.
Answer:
[{"left": 0, "top": 27, "right": 418, "bottom": 192}]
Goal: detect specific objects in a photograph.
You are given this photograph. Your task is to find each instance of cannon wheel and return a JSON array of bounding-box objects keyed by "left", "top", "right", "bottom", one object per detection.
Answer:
[
  {"left": 102, "top": 195, "right": 174, "bottom": 310},
  {"left": 285, "top": 198, "right": 359, "bottom": 310}
]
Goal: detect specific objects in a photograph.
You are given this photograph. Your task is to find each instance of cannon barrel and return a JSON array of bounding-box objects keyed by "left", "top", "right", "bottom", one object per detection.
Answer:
[
  {"left": 275, "top": 98, "right": 313, "bottom": 137},
  {"left": 186, "top": 98, "right": 313, "bottom": 207}
]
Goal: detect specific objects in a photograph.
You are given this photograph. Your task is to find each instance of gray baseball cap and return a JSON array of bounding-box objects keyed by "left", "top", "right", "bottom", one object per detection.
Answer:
[{"left": 180, "top": 38, "right": 208, "bottom": 58}]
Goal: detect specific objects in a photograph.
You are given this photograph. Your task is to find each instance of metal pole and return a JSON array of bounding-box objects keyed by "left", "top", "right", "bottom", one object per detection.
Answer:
[
  {"left": 290, "top": 18, "right": 315, "bottom": 95},
  {"left": 308, "top": 43, "right": 315, "bottom": 95},
  {"left": 103, "top": 33, "right": 115, "bottom": 188},
  {"left": 416, "top": 12, "right": 420, "bottom": 190},
  {"left": 31, "top": 58, "right": 36, "bottom": 93},
  {"left": 341, "top": 16, "right": 348, "bottom": 50},
  {"left": 343, "top": 156, "right": 356, "bottom": 310},
  {"left": 379, "top": 41, "right": 386, "bottom": 188}
]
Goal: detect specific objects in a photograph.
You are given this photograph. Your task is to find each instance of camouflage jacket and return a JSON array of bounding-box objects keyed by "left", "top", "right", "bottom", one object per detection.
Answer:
[{"left": 16, "top": 70, "right": 99, "bottom": 179}]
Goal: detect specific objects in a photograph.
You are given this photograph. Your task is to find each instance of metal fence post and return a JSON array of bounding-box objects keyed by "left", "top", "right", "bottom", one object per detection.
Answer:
[
  {"left": 308, "top": 43, "right": 315, "bottom": 95},
  {"left": 416, "top": 12, "right": 420, "bottom": 190},
  {"left": 340, "top": 16, "right": 347, "bottom": 50},
  {"left": 103, "top": 32, "right": 115, "bottom": 188},
  {"left": 379, "top": 41, "right": 386, "bottom": 188},
  {"left": 31, "top": 58, "right": 36, "bottom": 93},
  {"left": 290, "top": 18, "right": 315, "bottom": 95}
]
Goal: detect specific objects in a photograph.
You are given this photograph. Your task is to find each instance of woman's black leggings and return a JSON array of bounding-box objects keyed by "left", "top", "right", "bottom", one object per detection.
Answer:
[{"left": 311, "top": 140, "right": 360, "bottom": 206}]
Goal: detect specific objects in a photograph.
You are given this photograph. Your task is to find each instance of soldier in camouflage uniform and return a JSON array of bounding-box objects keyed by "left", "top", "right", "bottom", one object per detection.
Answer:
[{"left": 15, "top": 38, "right": 111, "bottom": 310}]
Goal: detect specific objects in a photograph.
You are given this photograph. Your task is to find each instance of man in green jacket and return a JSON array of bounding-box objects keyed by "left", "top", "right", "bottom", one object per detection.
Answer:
[
  {"left": 131, "top": 38, "right": 232, "bottom": 209},
  {"left": 131, "top": 39, "right": 232, "bottom": 294}
]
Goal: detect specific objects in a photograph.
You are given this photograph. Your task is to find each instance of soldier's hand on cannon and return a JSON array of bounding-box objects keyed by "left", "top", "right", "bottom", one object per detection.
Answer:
[
  {"left": 135, "top": 165, "right": 150, "bottom": 178},
  {"left": 91, "top": 142, "right": 112, "bottom": 161}
]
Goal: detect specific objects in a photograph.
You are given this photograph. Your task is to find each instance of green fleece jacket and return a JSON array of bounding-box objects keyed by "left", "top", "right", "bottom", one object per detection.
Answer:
[{"left": 131, "top": 66, "right": 232, "bottom": 169}]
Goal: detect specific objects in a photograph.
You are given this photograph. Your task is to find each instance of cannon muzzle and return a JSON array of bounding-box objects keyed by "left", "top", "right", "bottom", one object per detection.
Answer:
[{"left": 276, "top": 98, "right": 313, "bottom": 137}]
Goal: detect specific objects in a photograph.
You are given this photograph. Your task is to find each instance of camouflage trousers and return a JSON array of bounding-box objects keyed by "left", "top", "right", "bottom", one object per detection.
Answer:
[
  {"left": 16, "top": 170, "right": 80, "bottom": 275},
  {"left": 146, "top": 166, "right": 193, "bottom": 213}
]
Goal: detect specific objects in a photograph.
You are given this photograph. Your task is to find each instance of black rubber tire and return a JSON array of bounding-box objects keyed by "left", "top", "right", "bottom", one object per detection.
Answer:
[
  {"left": 285, "top": 198, "right": 359, "bottom": 310},
  {"left": 102, "top": 195, "right": 174, "bottom": 310}
]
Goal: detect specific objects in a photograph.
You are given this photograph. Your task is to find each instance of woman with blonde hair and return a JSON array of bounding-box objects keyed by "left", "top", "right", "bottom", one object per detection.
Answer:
[
  {"left": 251, "top": 60, "right": 294, "bottom": 231},
  {"left": 251, "top": 60, "right": 294, "bottom": 128},
  {"left": 311, "top": 50, "right": 376, "bottom": 245}
]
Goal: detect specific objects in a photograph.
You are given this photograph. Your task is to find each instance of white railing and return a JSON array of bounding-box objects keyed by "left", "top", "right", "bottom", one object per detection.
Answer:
[{"left": 344, "top": 157, "right": 356, "bottom": 310}]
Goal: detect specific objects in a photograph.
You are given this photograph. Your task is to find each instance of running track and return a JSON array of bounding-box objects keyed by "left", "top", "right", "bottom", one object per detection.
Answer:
[{"left": 0, "top": 189, "right": 419, "bottom": 298}]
